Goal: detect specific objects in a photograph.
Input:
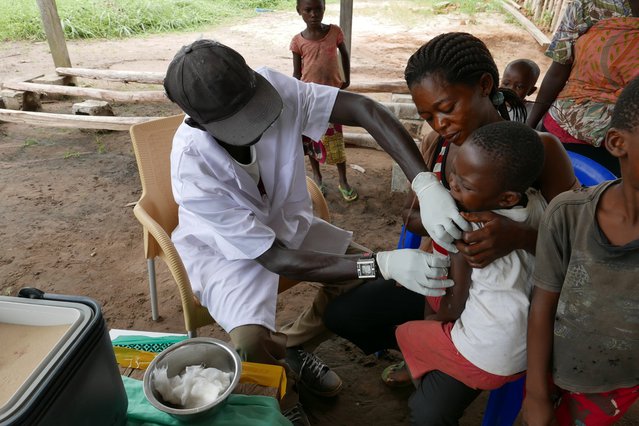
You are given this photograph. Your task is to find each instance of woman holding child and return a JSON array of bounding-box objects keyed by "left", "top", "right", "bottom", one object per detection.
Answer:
[{"left": 324, "top": 32, "right": 578, "bottom": 424}]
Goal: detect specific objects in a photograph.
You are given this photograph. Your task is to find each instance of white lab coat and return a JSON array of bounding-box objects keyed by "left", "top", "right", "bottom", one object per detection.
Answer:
[{"left": 170, "top": 68, "right": 352, "bottom": 332}]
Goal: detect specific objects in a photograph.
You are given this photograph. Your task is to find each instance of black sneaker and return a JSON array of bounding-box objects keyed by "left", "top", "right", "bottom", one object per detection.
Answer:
[
  {"left": 286, "top": 346, "right": 343, "bottom": 397},
  {"left": 282, "top": 402, "right": 311, "bottom": 426}
]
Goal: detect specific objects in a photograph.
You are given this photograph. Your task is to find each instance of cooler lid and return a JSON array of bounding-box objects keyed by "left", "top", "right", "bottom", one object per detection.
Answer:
[{"left": 0, "top": 296, "right": 93, "bottom": 422}]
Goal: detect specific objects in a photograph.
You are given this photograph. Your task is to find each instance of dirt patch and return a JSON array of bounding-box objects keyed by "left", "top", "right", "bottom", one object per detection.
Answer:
[{"left": 1, "top": 5, "right": 637, "bottom": 425}]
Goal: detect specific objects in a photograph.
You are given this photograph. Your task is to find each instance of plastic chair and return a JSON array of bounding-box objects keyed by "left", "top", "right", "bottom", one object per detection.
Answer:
[
  {"left": 567, "top": 151, "right": 616, "bottom": 186},
  {"left": 130, "top": 115, "right": 330, "bottom": 336},
  {"left": 130, "top": 114, "right": 185, "bottom": 324},
  {"left": 482, "top": 376, "right": 526, "bottom": 426},
  {"left": 397, "top": 225, "right": 422, "bottom": 249}
]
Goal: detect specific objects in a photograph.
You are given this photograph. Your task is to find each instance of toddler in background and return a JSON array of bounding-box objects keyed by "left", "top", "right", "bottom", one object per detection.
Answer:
[
  {"left": 290, "top": 0, "right": 357, "bottom": 201},
  {"left": 523, "top": 75, "right": 639, "bottom": 426},
  {"left": 500, "top": 58, "right": 540, "bottom": 121}
]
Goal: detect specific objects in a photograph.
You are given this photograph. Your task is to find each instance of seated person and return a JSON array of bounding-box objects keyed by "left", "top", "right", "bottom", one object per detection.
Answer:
[
  {"left": 322, "top": 32, "right": 576, "bottom": 392},
  {"left": 523, "top": 75, "right": 639, "bottom": 426},
  {"left": 163, "top": 39, "right": 450, "bottom": 426},
  {"left": 395, "top": 121, "right": 547, "bottom": 424},
  {"left": 527, "top": 3, "right": 639, "bottom": 177},
  {"left": 500, "top": 58, "right": 540, "bottom": 121}
]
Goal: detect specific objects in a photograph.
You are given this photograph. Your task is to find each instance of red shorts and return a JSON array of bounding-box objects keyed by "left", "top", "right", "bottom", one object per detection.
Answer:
[
  {"left": 554, "top": 384, "right": 639, "bottom": 425},
  {"left": 396, "top": 318, "right": 522, "bottom": 390}
]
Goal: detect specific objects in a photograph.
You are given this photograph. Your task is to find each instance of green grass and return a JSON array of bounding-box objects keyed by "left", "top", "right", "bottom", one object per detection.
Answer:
[
  {"left": 63, "top": 150, "right": 82, "bottom": 159},
  {"left": 358, "top": 0, "right": 500, "bottom": 27},
  {"left": 95, "top": 135, "right": 106, "bottom": 154},
  {"left": 0, "top": 0, "right": 295, "bottom": 41}
]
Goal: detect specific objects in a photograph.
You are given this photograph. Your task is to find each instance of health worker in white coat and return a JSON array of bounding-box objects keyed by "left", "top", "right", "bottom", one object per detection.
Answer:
[{"left": 163, "top": 39, "right": 463, "bottom": 425}]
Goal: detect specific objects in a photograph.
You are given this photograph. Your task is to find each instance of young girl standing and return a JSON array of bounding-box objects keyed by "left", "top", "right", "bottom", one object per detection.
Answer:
[{"left": 290, "top": 0, "right": 357, "bottom": 201}]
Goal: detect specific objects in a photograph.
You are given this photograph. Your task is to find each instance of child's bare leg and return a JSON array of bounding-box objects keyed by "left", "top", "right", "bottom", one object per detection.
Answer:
[
  {"left": 337, "top": 161, "right": 358, "bottom": 201},
  {"left": 336, "top": 161, "right": 350, "bottom": 190},
  {"left": 309, "top": 156, "right": 322, "bottom": 186}
]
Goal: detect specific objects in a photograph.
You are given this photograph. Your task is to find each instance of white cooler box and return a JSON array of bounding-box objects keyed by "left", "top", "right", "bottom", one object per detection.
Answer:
[{"left": 0, "top": 289, "right": 127, "bottom": 425}]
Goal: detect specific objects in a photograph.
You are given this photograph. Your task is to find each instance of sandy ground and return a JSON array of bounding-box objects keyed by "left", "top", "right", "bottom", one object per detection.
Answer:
[{"left": 1, "top": 2, "right": 637, "bottom": 424}]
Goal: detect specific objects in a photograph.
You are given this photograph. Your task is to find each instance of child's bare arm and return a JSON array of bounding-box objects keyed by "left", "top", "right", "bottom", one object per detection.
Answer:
[
  {"left": 292, "top": 52, "right": 302, "bottom": 80},
  {"left": 337, "top": 41, "right": 350, "bottom": 89},
  {"left": 426, "top": 252, "right": 471, "bottom": 322},
  {"left": 522, "top": 286, "right": 560, "bottom": 426}
]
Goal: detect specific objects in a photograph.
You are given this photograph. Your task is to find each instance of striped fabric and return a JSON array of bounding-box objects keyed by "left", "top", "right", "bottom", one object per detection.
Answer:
[{"left": 431, "top": 140, "right": 450, "bottom": 257}]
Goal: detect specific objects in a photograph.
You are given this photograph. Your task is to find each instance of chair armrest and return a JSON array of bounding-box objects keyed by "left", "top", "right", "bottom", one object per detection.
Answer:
[{"left": 133, "top": 203, "right": 195, "bottom": 307}]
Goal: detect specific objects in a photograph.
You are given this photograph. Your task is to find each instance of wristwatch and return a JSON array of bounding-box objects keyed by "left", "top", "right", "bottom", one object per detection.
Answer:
[{"left": 356, "top": 252, "right": 378, "bottom": 279}]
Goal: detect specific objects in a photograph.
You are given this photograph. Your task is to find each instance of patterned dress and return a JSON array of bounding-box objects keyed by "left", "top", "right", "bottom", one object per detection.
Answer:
[
  {"left": 548, "top": 17, "right": 639, "bottom": 146},
  {"left": 291, "top": 25, "right": 347, "bottom": 165}
]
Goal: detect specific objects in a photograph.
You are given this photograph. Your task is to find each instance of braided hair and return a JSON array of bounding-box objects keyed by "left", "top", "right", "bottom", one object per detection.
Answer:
[{"left": 405, "top": 32, "right": 526, "bottom": 123}]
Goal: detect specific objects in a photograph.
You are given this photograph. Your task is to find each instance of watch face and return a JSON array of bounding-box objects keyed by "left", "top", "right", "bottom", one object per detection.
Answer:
[
  {"left": 360, "top": 263, "right": 374, "bottom": 276},
  {"left": 357, "top": 258, "right": 376, "bottom": 279}
]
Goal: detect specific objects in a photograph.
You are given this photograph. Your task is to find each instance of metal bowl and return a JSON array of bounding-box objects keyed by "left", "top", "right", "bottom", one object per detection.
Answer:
[{"left": 142, "top": 337, "right": 242, "bottom": 422}]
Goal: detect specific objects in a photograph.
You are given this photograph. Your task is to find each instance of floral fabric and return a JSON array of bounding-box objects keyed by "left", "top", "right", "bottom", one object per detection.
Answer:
[
  {"left": 546, "top": 0, "right": 633, "bottom": 65},
  {"left": 549, "top": 17, "right": 639, "bottom": 146}
]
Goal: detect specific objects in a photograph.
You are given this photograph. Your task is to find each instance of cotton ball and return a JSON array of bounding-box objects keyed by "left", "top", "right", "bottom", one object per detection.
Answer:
[
  {"left": 152, "top": 364, "right": 233, "bottom": 409},
  {"left": 152, "top": 365, "right": 183, "bottom": 406}
]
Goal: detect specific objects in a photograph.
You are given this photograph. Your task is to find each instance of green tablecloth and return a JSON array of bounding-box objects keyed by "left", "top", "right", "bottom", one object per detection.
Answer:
[{"left": 123, "top": 376, "right": 291, "bottom": 426}]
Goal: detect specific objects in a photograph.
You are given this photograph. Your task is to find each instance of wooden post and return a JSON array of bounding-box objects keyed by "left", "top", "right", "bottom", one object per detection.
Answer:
[
  {"left": 36, "top": 0, "right": 74, "bottom": 85},
  {"left": 0, "top": 108, "right": 160, "bottom": 131},
  {"left": 500, "top": 0, "right": 551, "bottom": 47},
  {"left": 532, "top": 0, "right": 542, "bottom": 20},
  {"left": 533, "top": 0, "right": 543, "bottom": 20},
  {"left": 551, "top": 0, "right": 567, "bottom": 33},
  {"left": 340, "top": 0, "right": 353, "bottom": 56},
  {"left": 542, "top": 0, "right": 552, "bottom": 28},
  {"left": 3, "top": 81, "right": 168, "bottom": 103}
]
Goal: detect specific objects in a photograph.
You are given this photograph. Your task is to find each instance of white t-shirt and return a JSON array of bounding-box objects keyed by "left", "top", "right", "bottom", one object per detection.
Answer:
[
  {"left": 451, "top": 189, "right": 547, "bottom": 376},
  {"left": 234, "top": 145, "right": 260, "bottom": 185},
  {"left": 170, "top": 67, "right": 352, "bottom": 332}
]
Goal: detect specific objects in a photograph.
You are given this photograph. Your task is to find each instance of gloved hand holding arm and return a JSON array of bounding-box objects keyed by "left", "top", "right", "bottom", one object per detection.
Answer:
[
  {"left": 411, "top": 172, "right": 471, "bottom": 252},
  {"left": 376, "top": 249, "right": 454, "bottom": 296}
]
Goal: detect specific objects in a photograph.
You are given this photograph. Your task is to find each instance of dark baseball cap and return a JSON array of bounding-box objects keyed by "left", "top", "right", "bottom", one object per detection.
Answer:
[{"left": 164, "top": 39, "right": 283, "bottom": 146}]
